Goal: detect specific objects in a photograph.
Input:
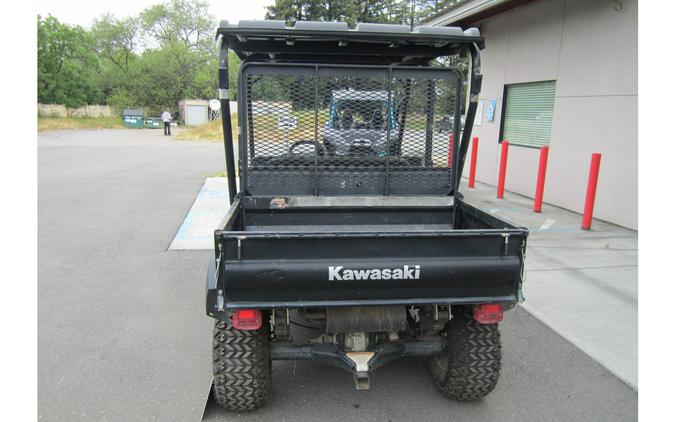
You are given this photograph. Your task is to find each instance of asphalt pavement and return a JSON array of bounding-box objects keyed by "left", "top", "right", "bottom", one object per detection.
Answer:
[
  {"left": 38, "top": 129, "right": 220, "bottom": 420},
  {"left": 38, "top": 129, "right": 637, "bottom": 421}
]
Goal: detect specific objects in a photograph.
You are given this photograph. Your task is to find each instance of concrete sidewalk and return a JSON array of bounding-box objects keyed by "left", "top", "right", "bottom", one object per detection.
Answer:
[{"left": 461, "top": 180, "right": 638, "bottom": 389}]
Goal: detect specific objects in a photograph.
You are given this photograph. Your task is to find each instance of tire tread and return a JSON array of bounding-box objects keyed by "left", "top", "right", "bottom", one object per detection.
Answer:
[
  {"left": 212, "top": 320, "right": 271, "bottom": 411},
  {"left": 430, "top": 310, "right": 501, "bottom": 400}
]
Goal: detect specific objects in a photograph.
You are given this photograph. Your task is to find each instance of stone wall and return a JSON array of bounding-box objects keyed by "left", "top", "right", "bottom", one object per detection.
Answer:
[{"left": 38, "top": 104, "right": 115, "bottom": 118}]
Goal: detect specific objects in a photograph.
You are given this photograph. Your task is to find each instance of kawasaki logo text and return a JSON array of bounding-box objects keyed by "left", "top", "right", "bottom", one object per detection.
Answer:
[{"left": 328, "top": 265, "right": 420, "bottom": 281}]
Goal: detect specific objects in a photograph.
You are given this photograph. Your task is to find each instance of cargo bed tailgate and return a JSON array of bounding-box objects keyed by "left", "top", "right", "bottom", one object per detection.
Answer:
[{"left": 211, "top": 229, "right": 526, "bottom": 310}]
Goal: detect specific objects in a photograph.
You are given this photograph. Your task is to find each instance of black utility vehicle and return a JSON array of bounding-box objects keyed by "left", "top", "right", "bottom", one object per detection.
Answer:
[{"left": 206, "top": 20, "right": 528, "bottom": 411}]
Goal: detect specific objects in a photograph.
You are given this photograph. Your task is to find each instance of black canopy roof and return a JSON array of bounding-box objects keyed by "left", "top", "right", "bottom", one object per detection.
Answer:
[{"left": 217, "top": 20, "right": 484, "bottom": 64}]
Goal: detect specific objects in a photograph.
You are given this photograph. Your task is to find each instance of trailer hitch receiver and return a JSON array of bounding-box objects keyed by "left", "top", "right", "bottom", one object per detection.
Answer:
[{"left": 345, "top": 352, "right": 375, "bottom": 390}]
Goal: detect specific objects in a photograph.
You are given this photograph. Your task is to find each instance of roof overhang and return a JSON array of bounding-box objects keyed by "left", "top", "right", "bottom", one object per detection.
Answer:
[{"left": 423, "top": 0, "right": 538, "bottom": 28}]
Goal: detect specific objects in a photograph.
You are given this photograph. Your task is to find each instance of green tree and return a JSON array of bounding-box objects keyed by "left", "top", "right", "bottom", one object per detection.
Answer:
[
  {"left": 110, "top": 43, "right": 220, "bottom": 114},
  {"left": 87, "top": 0, "right": 226, "bottom": 112},
  {"left": 90, "top": 14, "right": 139, "bottom": 74},
  {"left": 140, "top": 0, "right": 214, "bottom": 52},
  {"left": 37, "top": 15, "right": 102, "bottom": 107},
  {"left": 265, "top": 0, "right": 407, "bottom": 26},
  {"left": 227, "top": 50, "right": 240, "bottom": 100},
  {"left": 36, "top": 1, "right": 466, "bottom": 112},
  {"left": 265, "top": 0, "right": 462, "bottom": 27}
]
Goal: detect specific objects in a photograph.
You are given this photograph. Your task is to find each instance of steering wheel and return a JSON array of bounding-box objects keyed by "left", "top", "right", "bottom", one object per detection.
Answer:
[{"left": 288, "top": 140, "right": 326, "bottom": 156}]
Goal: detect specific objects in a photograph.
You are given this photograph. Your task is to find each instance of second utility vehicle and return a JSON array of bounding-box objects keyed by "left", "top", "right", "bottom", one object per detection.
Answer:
[
  {"left": 323, "top": 89, "right": 397, "bottom": 157},
  {"left": 207, "top": 20, "right": 528, "bottom": 411}
]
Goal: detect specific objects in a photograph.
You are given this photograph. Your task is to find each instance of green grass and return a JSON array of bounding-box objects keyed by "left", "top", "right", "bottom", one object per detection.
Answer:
[
  {"left": 176, "top": 110, "right": 326, "bottom": 143},
  {"left": 248, "top": 110, "right": 329, "bottom": 142},
  {"left": 175, "top": 113, "right": 238, "bottom": 142},
  {"left": 246, "top": 110, "right": 429, "bottom": 138},
  {"left": 175, "top": 110, "right": 430, "bottom": 143},
  {"left": 404, "top": 115, "right": 428, "bottom": 131},
  {"left": 38, "top": 116, "right": 124, "bottom": 131}
]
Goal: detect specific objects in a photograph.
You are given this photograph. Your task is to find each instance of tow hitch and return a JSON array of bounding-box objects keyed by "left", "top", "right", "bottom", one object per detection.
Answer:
[
  {"left": 345, "top": 352, "right": 375, "bottom": 390},
  {"left": 270, "top": 337, "right": 447, "bottom": 390}
]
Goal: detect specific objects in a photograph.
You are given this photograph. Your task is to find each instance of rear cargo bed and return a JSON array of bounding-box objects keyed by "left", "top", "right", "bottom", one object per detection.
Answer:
[
  {"left": 207, "top": 196, "right": 527, "bottom": 311},
  {"left": 247, "top": 224, "right": 453, "bottom": 232},
  {"left": 242, "top": 204, "right": 456, "bottom": 232}
]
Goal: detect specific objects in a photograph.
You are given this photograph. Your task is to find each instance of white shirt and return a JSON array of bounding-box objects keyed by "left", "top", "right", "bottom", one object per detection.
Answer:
[{"left": 161, "top": 111, "right": 172, "bottom": 122}]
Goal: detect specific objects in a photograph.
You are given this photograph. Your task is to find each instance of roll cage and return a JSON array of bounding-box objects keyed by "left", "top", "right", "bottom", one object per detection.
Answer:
[{"left": 215, "top": 20, "right": 484, "bottom": 204}]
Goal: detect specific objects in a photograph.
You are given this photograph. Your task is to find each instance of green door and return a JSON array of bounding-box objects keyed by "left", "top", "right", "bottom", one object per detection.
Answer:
[{"left": 502, "top": 81, "right": 556, "bottom": 148}]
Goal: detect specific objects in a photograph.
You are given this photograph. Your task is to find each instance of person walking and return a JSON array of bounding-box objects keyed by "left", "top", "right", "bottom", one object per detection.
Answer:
[{"left": 162, "top": 109, "right": 172, "bottom": 136}]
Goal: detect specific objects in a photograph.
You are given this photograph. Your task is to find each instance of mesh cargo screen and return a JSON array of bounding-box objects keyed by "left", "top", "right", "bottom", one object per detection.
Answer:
[{"left": 242, "top": 65, "right": 460, "bottom": 196}]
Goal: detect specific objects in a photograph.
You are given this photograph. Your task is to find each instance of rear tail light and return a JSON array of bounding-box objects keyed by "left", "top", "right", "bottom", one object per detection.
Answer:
[
  {"left": 473, "top": 304, "right": 503, "bottom": 324},
  {"left": 232, "top": 309, "right": 263, "bottom": 330}
]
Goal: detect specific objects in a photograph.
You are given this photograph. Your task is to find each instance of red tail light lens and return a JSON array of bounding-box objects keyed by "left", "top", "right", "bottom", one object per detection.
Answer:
[
  {"left": 232, "top": 309, "right": 263, "bottom": 330},
  {"left": 473, "top": 303, "right": 504, "bottom": 324}
]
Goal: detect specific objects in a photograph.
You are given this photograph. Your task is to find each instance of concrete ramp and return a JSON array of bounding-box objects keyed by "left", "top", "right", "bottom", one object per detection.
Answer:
[{"left": 170, "top": 178, "right": 230, "bottom": 250}]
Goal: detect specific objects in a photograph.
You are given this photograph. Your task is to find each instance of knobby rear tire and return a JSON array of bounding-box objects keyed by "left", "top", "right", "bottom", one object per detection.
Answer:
[
  {"left": 212, "top": 320, "right": 271, "bottom": 411},
  {"left": 430, "top": 309, "right": 501, "bottom": 400}
]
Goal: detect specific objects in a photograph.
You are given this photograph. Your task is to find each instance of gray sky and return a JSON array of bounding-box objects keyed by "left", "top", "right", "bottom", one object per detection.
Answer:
[{"left": 37, "top": 0, "right": 274, "bottom": 27}]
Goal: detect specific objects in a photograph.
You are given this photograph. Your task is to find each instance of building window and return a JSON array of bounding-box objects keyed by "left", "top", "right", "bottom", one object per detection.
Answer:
[{"left": 501, "top": 80, "right": 556, "bottom": 148}]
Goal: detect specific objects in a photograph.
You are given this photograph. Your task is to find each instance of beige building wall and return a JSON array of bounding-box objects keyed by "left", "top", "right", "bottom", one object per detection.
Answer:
[{"left": 469, "top": 0, "right": 637, "bottom": 229}]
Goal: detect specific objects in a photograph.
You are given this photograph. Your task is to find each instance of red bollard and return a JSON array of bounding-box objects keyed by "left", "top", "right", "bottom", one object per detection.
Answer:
[
  {"left": 497, "top": 141, "right": 509, "bottom": 199},
  {"left": 581, "top": 153, "right": 602, "bottom": 230},
  {"left": 447, "top": 134, "right": 454, "bottom": 167},
  {"left": 468, "top": 137, "right": 479, "bottom": 188},
  {"left": 533, "top": 146, "right": 549, "bottom": 212}
]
